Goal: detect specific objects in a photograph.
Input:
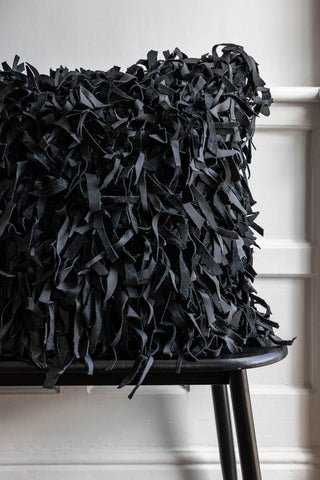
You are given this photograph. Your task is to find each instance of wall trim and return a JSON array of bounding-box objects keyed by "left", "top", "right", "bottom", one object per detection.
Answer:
[
  {"left": 271, "top": 87, "right": 320, "bottom": 103},
  {"left": 254, "top": 240, "right": 312, "bottom": 277},
  {"left": 0, "top": 446, "right": 318, "bottom": 467}
]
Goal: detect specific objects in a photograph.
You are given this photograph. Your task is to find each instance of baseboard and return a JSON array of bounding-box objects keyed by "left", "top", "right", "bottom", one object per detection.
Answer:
[
  {"left": 0, "top": 462, "right": 318, "bottom": 480},
  {"left": 0, "top": 445, "right": 318, "bottom": 465}
]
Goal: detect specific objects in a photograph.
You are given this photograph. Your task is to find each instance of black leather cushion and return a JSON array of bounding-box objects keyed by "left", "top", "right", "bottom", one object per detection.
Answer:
[{"left": 0, "top": 44, "right": 291, "bottom": 395}]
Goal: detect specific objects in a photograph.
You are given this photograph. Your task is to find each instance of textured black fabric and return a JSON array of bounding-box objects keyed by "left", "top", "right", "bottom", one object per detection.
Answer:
[{"left": 0, "top": 44, "right": 293, "bottom": 398}]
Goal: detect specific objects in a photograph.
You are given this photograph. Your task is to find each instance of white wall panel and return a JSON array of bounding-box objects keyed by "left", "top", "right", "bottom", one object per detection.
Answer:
[
  {"left": 248, "top": 278, "right": 306, "bottom": 386},
  {"left": 250, "top": 129, "right": 308, "bottom": 241}
]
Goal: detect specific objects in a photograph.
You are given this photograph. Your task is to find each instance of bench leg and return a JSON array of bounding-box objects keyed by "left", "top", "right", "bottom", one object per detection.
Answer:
[
  {"left": 211, "top": 384, "right": 238, "bottom": 480},
  {"left": 230, "top": 370, "right": 262, "bottom": 480}
]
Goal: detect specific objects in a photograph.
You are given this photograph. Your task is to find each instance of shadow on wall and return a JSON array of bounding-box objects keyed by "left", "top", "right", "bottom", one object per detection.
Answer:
[
  {"left": 311, "top": 0, "right": 320, "bottom": 86},
  {"left": 309, "top": 3, "right": 320, "bottom": 476},
  {"left": 156, "top": 389, "right": 214, "bottom": 480}
]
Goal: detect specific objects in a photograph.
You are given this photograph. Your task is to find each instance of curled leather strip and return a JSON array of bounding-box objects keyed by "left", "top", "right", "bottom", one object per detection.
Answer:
[{"left": 0, "top": 45, "right": 295, "bottom": 398}]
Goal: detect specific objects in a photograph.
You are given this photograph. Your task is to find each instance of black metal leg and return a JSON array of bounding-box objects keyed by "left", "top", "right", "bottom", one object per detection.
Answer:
[
  {"left": 230, "top": 370, "right": 262, "bottom": 480},
  {"left": 211, "top": 384, "right": 238, "bottom": 480}
]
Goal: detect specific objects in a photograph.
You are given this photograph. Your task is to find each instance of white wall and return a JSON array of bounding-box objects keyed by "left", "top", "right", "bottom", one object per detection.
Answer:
[
  {"left": 0, "top": 0, "right": 319, "bottom": 86},
  {"left": 0, "top": 1, "right": 319, "bottom": 479}
]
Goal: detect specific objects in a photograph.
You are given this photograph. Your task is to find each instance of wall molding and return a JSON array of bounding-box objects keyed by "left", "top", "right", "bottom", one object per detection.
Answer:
[
  {"left": 0, "top": 446, "right": 318, "bottom": 467},
  {"left": 254, "top": 240, "right": 312, "bottom": 277},
  {"left": 249, "top": 384, "right": 310, "bottom": 396},
  {"left": 0, "top": 464, "right": 317, "bottom": 480},
  {"left": 87, "top": 385, "right": 189, "bottom": 395},
  {"left": 308, "top": 117, "right": 320, "bottom": 391},
  {"left": 270, "top": 87, "right": 320, "bottom": 103}
]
